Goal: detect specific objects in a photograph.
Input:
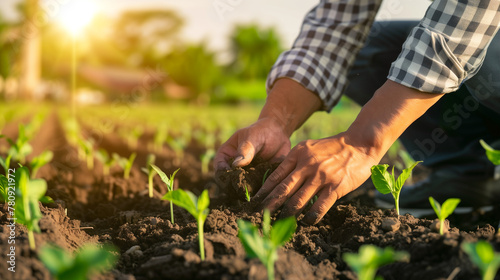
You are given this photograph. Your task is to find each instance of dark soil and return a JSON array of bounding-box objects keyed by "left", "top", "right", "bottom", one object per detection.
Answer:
[{"left": 1, "top": 112, "right": 499, "bottom": 280}]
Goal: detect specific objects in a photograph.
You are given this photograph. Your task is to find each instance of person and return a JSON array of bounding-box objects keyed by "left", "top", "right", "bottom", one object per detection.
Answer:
[{"left": 214, "top": 0, "right": 500, "bottom": 225}]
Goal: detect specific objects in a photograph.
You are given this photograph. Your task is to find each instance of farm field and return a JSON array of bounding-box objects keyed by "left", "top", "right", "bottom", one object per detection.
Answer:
[{"left": 0, "top": 102, "right": 499, "bottom": 280}]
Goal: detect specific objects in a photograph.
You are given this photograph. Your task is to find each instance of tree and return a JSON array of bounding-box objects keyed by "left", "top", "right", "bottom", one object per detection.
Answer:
[{"left": 229, "top": 24, "right": 283, "bottom": 80}]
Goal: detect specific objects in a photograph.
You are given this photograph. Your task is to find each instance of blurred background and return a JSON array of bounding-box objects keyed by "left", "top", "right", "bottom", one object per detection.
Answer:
[{"left": 0, "top": 0, "right": 429, "bottom": 107}]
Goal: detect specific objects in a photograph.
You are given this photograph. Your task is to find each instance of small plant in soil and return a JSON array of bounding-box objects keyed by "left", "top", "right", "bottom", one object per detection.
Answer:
[
  {"left": 462, "top": 240, "right": 500, "bottom": 280},
  {"left": 95, "top": 149, "right": 115, "bottom": 176},
  {"left": 167, "top": 136, "right": 186, "bottom": 163},
  {"left": 200, "top": 148, "right": 215, "bottom": 176},
  {"left": 141, "top": 154, "right": 156, "bottom": 198},
  {"left": 152, "top": 123, "right": 168, "bottom": 153},
  {"left": 371, "top": 161, "right": 421, "bottom": 215},
  {"left": 480, "top": 139, "right": 500, "bottom": 165},
  {"left": 0, "top": 152, "right": 12, "bottom": 175},
  {"left": 163, "top": 189, "right": 210, "bottom": 261},
  {"left": 343, "top": 245, "right": 409, "bottom": 280},
  {"left": 428, "top": 196, "right": 460, "bottom": 235},
  {"left": 237, "top": 209, "right": 297, "bottom": 280},
  {"left": 244, "top": 185, "right": 251, "bottom": 202},
  {"left": 29, "top": 150, "right": 53, "bottom": 178},
  {"left": 152, "top": 165, "right": 179, "bottom": 224},
  {"left": 262, "top": 168, "right": 271, "bottom": 185},
  {"left": 39, "top": 243, "right": 118, "bottom": 280},
  {"left": 113, "top": 153, "right": 136, "bottom": 180},
  {"left": 77, "top": 138, "right": 94, "bottom": 170},
  {"left": 5, "top": 124, "right": 33, "bottom": 164},
  {"left": 13, "top": 166, "right": 48, "bottom": 249}
]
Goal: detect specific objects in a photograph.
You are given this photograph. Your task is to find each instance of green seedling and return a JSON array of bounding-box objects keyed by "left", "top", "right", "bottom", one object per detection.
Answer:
[
  {"left": 113, "top": 153, "right": 136, "bottom": 179},
  {"left": 14, "top": 166, "right": 48, "bottom": 249},
  {"left": 122, "top": 127, "right": 143, "bottom": 149},
  {"left": 167, "top": 137, "right": 186, "bottom": 163},
  {"left": 30, "top": 150, "right": 53, "bottom": 178},
  {"left": 262, "top": 169, "right": 271, "bottom": 186},
  {"left": 0, "top": 153, "right": 12, "bottom": 175},
  {"left": 163, "top": 189, "right": 210, "bottom": 261},
  {"left": 7, "top": 124, "right": 33, "bottom": 164},
  {"left": 462, "top": 240, "right": 500, "bottom": 280},
  {"left": 153, "top": 124, "right": 168, "bottom": 152},
  {"left": 77, "top": 138, "right": 94, "bottom": 170},
  {"left": 141, "top": 154, "right": 156, "bottom": 198},
  {"left": 343, "top": 245, "right": 409, "bottom": 280},
  {"left": 39, "top": 243, "right": 118, "bottom": 280},
  {"left": 237, "top": 209, "right": 297, "bottom": 280},
  {"left": 480, "top": 139, "right": 500, "bottom": 165},
  {"left": 95, "top": 149, "right": 115, "bottom": 176},
  {"left": 200, "top": 148, "right": 215, "bottom": 175},
  {"left": 371, "top": 161, "right": 421, "bottom": 215},
  {"left": 428, "top": 197, "right": 461, "bottom": 235},
  {"left": 152, "top": 165, "right": 179, "bottom": 224},
  {"left": 244, "top": 185, "right": 251, "bottom": 202}
]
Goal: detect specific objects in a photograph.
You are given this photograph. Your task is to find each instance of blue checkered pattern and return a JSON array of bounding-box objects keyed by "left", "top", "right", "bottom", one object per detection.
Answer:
[{"left": 267, "top": 0, "right": 500, "bottom": 112}]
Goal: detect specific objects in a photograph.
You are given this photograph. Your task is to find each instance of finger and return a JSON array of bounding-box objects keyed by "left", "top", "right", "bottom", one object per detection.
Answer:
[
  {"left": 260, "top": 171, "right": 306, "bottom": 213},
  {"left": 269, "top": 141, "right": 290, "bottom": 164},
  {"left": 302, "top": 185, "right": 338, "bottom": 225},
  {"left": 232, "top": 139, "right": 257, "bottom": 167},
  {"left": 279, "top": 179, "right": 317, "bottom": 218},
  {"left": 253, "top": 155, "right": 297, "bottom": 202},
  {"left": 213, "top": 153, "right": 231, "bottom": 171}
]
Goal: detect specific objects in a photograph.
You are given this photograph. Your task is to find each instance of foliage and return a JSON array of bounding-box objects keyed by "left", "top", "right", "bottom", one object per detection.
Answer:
[
  {"left": 0, "top": 152, "right": 12, "bottom": 175},
  {"left": 163, "top": 189, "right": 210, "bottom": 260},
  {"left": 14, "top": 166, "right": 48, "bottom": 249},
  {"left": 113, "top": 153, "right": 136, "bottom": 179},
  {"left": 39, "top": 243, "right": 118, "bottom": 280},
  {"left": 30, "top": 150, "right": 53, "bottom": 178},
  {"left": 229, "top": 24, "right": 283, "bottom": 80},
  {"left": 7, "top": 123, "right": 33, "bottom": 164},
  {"left": 343, "top": 245, "right": 409, "bottom": 280},
  {"left": 237, "top": 209, "right": 297, "bottom": 280},
  {"left": 141, "top": 154, "right": 156, "bottom": 198},
  {"left": 480, "top": 140, "right": 500, "bottom": 165},
  {"left": 371, "top": 161, "right": 421, "bottom": 215},
  {"left": 244, "top": 185, "right": 251, "bottom": 202},
  {"left": 462, "top": 241, "right": 500, "bottom": 280},
  {"left": 153, "top": 165, "right": 179, "bottom": 224},
  {"left": 428, "top": 197, "right": 461, "bottom": 235}
]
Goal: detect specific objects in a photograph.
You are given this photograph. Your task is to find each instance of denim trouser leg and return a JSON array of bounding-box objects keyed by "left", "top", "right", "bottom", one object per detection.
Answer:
[{"left": 344, "top": 21, "right": 500, "bottom": 178}]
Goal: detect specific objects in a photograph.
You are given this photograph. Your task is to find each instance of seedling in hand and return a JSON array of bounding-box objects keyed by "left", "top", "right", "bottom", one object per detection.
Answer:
[
  {"left": 152, "top": 165, "right": 179, "bottom": 224},
  {"left": 39, "top": 243, "right": 118, "bottom": 280},
  {"left": 428, "top": 197, "right": 460, "bottom": 235},
  {"left": 238, "top": 209, "right": 297, "bottom": 280},
  {"left": 343, "top": 245, "right": 409, "bottom": 280},
  {"left": 113, "top": 153, "right": 136, "bottom": 179},
  {"left": 30, "top": 150, "right": 53, "bottom": 178},
  {"left": 163, "top": 189, "right": 210, "bottom": 260},
  {"left": 141, "top": 154, "right": 156, "bottom": 198},
  {"left": 95, "top": 149, "right": 115, "bottom": 176},
  {"left": 14, "top": 166, "right": 48, "bottom": 249},
  {"left": 462, "top": 240, "right": 500, "bottom": 280},
  {"left": 371, "top": 161, "right": 421, "bottom": 215}
]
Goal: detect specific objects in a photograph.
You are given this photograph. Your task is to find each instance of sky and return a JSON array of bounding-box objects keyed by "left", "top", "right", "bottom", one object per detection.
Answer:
[{"left": 0, "top": 0, "right": 432, "bottom": 52}]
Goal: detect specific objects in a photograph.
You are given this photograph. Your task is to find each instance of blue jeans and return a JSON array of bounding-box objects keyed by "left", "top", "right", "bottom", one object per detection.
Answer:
[{"left": 344, "top": 21, "right": 500, "bottom": 178}]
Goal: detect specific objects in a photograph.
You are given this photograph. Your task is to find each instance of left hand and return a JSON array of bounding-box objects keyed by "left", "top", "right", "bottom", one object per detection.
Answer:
[{"left": 253, "top": 132, "right": 380, "bottom": 225}]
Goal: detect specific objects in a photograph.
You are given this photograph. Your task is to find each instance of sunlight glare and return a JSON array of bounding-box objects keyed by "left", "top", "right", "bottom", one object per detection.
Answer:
[{"left": 56, "top": 1, "right": 97, "bottom": 37}]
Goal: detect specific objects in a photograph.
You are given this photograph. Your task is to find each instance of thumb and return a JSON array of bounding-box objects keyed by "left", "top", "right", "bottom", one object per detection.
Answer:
[{"left": 233, "top": 140, "right": 257, "bottom": 167}]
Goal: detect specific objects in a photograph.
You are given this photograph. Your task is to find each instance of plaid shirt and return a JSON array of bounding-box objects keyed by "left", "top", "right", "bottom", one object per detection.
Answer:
[{"left": 266, "top": 0, "right": 500, "bottom": 111}]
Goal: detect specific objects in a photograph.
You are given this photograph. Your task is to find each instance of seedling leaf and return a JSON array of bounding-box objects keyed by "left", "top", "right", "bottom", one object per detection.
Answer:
[
  {"left": 429, "top": 197, "right": 460, "bottom": 235},
  {"left": 370, "top": 164, "right": 392, "bottom": 194},
  {"left": 270, "top": 216, "right": 297, "bottom": 247},
  {"left": 462, "top": 241, "right": 500, "bottom": 280},
  {"left": 480, "top": 140, "right": 500, "bottom": 165}
]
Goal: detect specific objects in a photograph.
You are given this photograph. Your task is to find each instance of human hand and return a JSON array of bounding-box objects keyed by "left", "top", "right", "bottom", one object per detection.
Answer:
[
  {"left": 214, "top": 117, "right": 291, "bottom": 171},
  {"left": 253, "top": 133, "right": 380, "bottom": 225}
]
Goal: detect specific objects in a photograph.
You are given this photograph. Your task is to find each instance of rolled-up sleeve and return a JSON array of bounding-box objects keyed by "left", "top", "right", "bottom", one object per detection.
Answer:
[
  {"left": 388, "top": 0, "right": 500, "bottom": 94},
  {"left": 266, "top": 0, "right": 383, "bottom": 112}
]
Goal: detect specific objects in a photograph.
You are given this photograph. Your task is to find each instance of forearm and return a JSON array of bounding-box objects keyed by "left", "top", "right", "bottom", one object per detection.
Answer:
[
  {"left": 345, "top": 80, "right": 444, "bottom": 160},
  {"left": 259, "top": 78, "right": 322, "bottom": 137}
]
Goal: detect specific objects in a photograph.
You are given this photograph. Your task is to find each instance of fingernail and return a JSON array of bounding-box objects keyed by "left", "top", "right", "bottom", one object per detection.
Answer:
[{"left": 232, "top": 156, "right": 244, "bottom": 166}]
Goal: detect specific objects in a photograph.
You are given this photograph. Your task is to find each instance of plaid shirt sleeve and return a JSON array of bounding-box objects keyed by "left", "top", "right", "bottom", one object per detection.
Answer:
[
  {"left": 388, "top": 0, "right": 500, "bottom": 94},
  {"left": 266, "top": 0, "right": 383, "bottom": 111}
]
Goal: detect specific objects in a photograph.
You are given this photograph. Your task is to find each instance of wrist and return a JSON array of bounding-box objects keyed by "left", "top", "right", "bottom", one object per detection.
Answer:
[{"left": 259, "top": 78, "right": 322, "bottom": 137}]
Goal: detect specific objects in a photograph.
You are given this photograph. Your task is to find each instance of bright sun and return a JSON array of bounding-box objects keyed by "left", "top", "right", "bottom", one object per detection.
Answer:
[{"left": 55, "top": 1, "right": 97, "bottom": 37}]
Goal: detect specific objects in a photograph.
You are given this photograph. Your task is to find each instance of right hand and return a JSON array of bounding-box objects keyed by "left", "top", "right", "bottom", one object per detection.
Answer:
[{"left": 214, "top": 117, "right": 291, "bottom": 171}]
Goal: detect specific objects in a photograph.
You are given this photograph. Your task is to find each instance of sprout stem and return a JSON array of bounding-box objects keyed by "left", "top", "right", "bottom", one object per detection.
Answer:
[
  {"left": 198, "top": 218, "right": 205, "bottom": 261},
  {"left": 148, "top": 175, "right": 153, "bottom": 198},
  {"left": 28, "top": 230, "right": 35, "bottom": 250},
  {"left": 170, "top": 201, "right": 174, "bottom": 224}
]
